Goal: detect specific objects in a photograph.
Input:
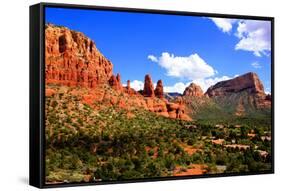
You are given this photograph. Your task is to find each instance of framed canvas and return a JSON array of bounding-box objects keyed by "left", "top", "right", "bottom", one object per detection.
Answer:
[{"left": 30, "top": 2, "right": 274, "bottom": 188}]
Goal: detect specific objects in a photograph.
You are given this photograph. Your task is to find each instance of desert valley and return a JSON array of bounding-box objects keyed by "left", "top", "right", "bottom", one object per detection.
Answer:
[{"left": 44, "top": 24, "right": 272, "bottom": 183}]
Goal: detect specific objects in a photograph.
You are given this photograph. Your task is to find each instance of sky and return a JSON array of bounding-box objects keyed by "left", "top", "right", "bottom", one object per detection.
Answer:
[{"left": 45, "top": 7, "right": 272, "bottom": 94}]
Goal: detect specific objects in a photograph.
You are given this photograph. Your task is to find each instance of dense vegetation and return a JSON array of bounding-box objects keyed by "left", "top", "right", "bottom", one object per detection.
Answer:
[
  {"left": 183, "top": 94, "right": 271, "bottom": 123},
  {"left": 45, "top": 86, "right": 272, "bottom": 183}
]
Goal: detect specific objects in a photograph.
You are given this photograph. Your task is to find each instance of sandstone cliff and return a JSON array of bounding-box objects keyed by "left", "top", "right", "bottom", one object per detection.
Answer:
[
  {"left": 206, "top": 72, "right": 265, "bottom": 97},
  {"left": 45, "top": 24, "right": 113, "bottom": 88},
  {"left": 45, "top": 24, "right": 191, "bottom": 121},
  {"left": 205, "top": 72, "right": 271, "bottom": 110}
]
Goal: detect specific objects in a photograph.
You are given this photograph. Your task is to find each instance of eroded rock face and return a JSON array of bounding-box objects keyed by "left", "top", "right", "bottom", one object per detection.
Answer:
[
  {"left": 265, "top": 94, "right": 271, "bottom": 101},
  {"left": 206, "top": 72, "right": 264, "bottom": 97},
  {"left": 45, "top": 24, "right": 192, "bottom": 121},
  {"left": 45, "top": 24, "right": 113, "bottom": 88},
  {"left": 166, "top": 102, "right": 191, "bottom": 120},
  {"left": 141, "top": 97, "right": 191, "bottom": 120},
  {"left": 155, "top": 80, "right": 164, "bottom": 98},
  {"left": 205, "top": 72, "right": 271, "bottom": 110},
  {"left": 183, "top": 83, "right": 203, "bottom": 97},
  {"left": 109, "top": 73, "right": 122, "bottom": 90},
  {"left": 116, "top": 73, "right": 121, "bottom": 85},
  {"left": 127, "top": 80, "right": 130, "bottom": 89},
  {"left": 143, "top": 74, "right": 155, "bottom": 97}
]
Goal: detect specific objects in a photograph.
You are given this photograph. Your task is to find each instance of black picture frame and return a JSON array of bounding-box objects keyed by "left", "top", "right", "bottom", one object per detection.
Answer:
[{"left": 30, "top": 2, "right": 275, "bottom": 188}]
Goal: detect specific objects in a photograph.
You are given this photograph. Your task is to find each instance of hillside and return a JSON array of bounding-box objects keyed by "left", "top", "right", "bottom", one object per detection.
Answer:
[
  {"left": 45, "top": 84, "right": 271, "bottom": 183},
  {"left": 182, "top": 73, "right": 271, "bottom": 120}
]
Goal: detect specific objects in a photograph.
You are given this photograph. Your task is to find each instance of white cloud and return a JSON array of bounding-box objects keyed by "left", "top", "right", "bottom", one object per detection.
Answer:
[
  {"left": 192, "top": 75, "right": 232, "bottom": 92},
  {"left": 147, "top": 52, "right": 235, "bottom": 93},
  {"left": 147, "top": 55, "right": 158, "bottom": 62},
  {"left": 164, "top": 82, "right": 189, "bottom": 94},
  {"left": 163, "top": 75, "right": 234, "bottom": 94},
  {"left": 127, "top": 75, "right": 235, "bottom": 94},
  {"left": 209, "top": 18, "right": 237, "bottom": 33},
  {"left": 210, "top": 18, "right": 271, "bottom": 57},
  {"left": 123, "top": 80, "right": 156, "bottom": 92},
  {"left": 251, "top": 62, "right": 262, "bottom": 69},
  {"left": 148, "top": 52, "right": 215, "bottom": 80},
  {"left": 235, "top": 20, "right": 271, "bottom": 57},
  {"left": 129, "top": 80, "right": 144, "bottom": 91}
]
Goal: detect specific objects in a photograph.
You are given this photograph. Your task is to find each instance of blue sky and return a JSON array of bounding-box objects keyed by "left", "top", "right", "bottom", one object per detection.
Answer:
[{"left": 45, "top": 7, "right": 271, "bottom": 94}]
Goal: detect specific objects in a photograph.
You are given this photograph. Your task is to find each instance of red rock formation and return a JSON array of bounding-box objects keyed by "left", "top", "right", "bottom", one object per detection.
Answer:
[
  {"left": 166, "top": 102, "right": 191, "bottom": 120},
  {"left": 109, "top": 75, "right": 118, "bottom": 89},
  {"left": 183, "top": 83, "right": 203, "bottom": 97},
  {"left": 155, "top": 80, "right": 164, "bottom": 98},
  {"left": 45, "top": 89, "right": 56, "bottom": 97},
  {"left": 206, "top": 72, "right": 264, "bottom": 97},
  {"left": 124, "top": 80, "right": 138, "bottom": 95},
  {"left": 46, "top": 24, "right": 192, "bottom": 121},
  {"left": 109, "top": 73, "right": 122, "bottom": 90},
  {"left": 116, "top": 73, "right": 121, "bottom": 86},
  {"left": 143, "top": 74, "right": 155, "bottom": 97},
  {"left": 205, "top": 72, "right": 271, "bottom": 109},
  {"left": 127, "top": 80, "right": 130, "bottom": 89},
  {"left": 45, "top": 24, "right": 113, "bottom": 88},
  {"left": 265, "top": 94, "right": 271, "bottom": 101}
]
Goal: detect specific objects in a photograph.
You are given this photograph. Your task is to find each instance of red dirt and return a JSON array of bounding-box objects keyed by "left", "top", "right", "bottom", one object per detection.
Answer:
[
  {"left": 173, "top": 164, "right": 207, "bottom": 176},
  {"left": 211, "top": 139, "right": 225, "bottom": 145},
  {"left": 178, "top": 142, "right": 200, "bottom": 155}
]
